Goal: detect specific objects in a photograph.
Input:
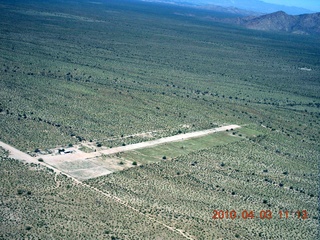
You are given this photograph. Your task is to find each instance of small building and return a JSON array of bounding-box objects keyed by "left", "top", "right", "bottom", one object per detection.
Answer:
[{"left": 58, "top": 148, "right": 74, "bottom": 155}]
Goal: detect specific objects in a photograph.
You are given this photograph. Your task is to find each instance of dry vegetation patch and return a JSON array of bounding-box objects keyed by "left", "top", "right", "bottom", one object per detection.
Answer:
[{"left": 0, "top": 154, "right": 186, "bottom": 239}]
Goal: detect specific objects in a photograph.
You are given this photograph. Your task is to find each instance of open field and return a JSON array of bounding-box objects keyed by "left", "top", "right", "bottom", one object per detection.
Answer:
[
  {"left": 0, "top": 0, "right": 319, "bottom": 239},
  {"left": 116, "top": 126, "right": 261, "bottom": 164}
]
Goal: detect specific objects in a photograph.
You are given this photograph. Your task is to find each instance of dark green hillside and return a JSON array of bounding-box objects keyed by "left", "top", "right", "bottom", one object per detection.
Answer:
[
  {"left": 1, "top": 0, "right": 319, "bottom": 151},
  {"left": 0, "top": 0, "right": 319, "bottom": 239}
]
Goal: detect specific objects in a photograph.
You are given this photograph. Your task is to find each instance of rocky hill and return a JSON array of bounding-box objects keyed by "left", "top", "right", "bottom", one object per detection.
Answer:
[{"left": 240, "top": 11, "right": 320, "bottom": 35}]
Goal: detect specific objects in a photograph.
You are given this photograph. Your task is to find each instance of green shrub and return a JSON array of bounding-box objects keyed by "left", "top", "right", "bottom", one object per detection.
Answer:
[{"left": 25, "top": 226, "right": 32, "bottom": 231}]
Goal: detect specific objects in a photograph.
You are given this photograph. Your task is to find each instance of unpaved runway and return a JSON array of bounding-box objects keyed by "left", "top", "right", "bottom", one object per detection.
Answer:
[
  {"left": 42, "top": 124, "right": 241, "bottom": 162},
  {"left": 0, "top": 124, "right": 240, "bottom": 180}
]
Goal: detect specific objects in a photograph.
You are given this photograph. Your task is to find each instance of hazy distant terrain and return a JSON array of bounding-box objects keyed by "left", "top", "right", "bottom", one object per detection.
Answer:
[
  {"left": 142, "top": 0, "right": 314, "bottom": 14},
  {"left": 144, "top": 0, "right": 320, "bottom": 35},
  {"left": 0, "top": 0, "right": 319, "bottom": 239}
]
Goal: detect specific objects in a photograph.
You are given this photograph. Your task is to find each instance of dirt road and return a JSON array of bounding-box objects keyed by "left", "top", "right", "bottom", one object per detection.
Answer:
[
  {"left": 0, "top": 141, "right": 37, "bottom": 163},
  {"left": 0, "top": 140, "right": 81, "bottom": 182}
]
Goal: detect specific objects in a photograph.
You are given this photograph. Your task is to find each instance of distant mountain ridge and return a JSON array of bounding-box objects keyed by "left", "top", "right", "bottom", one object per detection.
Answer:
[
  {"left": 239, "top": 11, "right": 320, "bottom": 35},
  {"left": 199, "top": 0, "right": 313, "bottom": 15},
  {"left": 142, "top": 0, "right": 320, "bottom": 35},
  {"left": 141, "top": 0, "right": 314, "bottom": 15}
]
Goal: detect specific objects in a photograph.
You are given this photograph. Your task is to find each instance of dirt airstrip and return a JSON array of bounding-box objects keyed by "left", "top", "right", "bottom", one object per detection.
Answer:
[{"left": 0, "top": 124, "right": 240, "bottom": 180}]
